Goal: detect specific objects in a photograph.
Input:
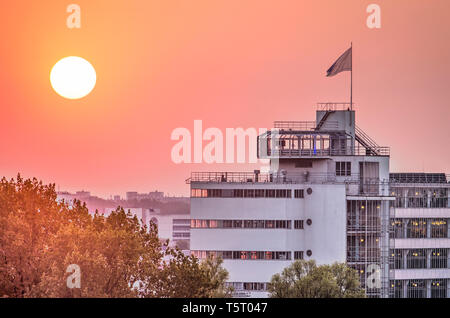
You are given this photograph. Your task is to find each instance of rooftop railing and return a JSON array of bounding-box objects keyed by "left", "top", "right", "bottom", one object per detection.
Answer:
[
  {"left": 317, "top": 102, "right": 354, "bottom": 111},
  {"left": 261, "top": 145, "right": 390, "bottom": 157},
  {"left": 187, "top": 171, "right": 365, "bottom": 184},
  {"left": 273, "top": 120, "right": 339, "bottom": 131}
]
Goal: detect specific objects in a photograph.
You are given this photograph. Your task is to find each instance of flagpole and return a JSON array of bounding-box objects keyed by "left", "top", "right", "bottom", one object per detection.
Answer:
[{"left": 350, "top": 42, "right": 353, "bottom": 110}]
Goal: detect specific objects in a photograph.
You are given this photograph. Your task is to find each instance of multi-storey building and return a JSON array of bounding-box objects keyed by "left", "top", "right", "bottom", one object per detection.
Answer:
[
  {"left": 188, "top": 103, "right": 449, "bottom": 298},
  {"left": 389, "top": 173, "right": 449, "bottom": 298}
]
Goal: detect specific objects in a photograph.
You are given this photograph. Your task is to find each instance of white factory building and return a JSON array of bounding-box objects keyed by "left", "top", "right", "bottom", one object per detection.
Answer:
[{"left": 188, "top": 103, "right": 449, "bottom": 298}]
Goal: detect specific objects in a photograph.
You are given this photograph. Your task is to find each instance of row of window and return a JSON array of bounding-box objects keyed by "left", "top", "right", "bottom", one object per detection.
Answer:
[
  {"left": 226, "top": 282, "right": 269, "bottom": 292},
  {"left": 390, "top": 248, "right": 449, "bottom": 269},
  {"left": 173, "top": 225, "right": 190, "bottom": 231},
  {"left": 191, "top": 250, "right": 310, "bottom": 260},
  {"left": 390, "top": 218, "right": 448, "bottom": 239},
  {"left": 391, "top": 187, "right": 448, "bottom": 208},
  {"left": 173, "top": 219, "right": 190, "bottom": 225},
  {"left": 190, "top": 219, "right": 309, "bottom": 229},
  {"left": 191, "top": 188, "right": 304, "bottom": 199},
  {"left": 390, "top": 279, "right": 448, "bottom": 298},
  {"left": 173, "top": 232, "right": 190, "bottom": 238}
]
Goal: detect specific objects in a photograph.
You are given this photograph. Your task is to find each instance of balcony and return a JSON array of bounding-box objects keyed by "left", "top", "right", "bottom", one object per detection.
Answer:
[{"left": 257, "top": 131, "right": 390, "bottom": 158}]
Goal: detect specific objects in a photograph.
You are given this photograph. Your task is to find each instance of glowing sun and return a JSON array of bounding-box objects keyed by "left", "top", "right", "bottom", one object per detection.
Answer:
[{"left": 50, "top": 56, "right": 96, "bottom": 99}]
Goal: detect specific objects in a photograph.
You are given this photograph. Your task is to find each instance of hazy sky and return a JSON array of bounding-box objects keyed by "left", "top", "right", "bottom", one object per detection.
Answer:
[{"left": 0, "top": 0, "right": 449, "bottom": 197}]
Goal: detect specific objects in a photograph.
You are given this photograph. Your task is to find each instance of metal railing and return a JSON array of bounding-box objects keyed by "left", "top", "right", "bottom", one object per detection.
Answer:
[
  {"left": 273, "top": 120, "right": 339, "bottom": 131},
  {"left": 389, "top": 173, "right": 449, "bottom": 184},
  {"left": 317, "top": 102, "right": 354, "bottom": 111},
  {"left": 187, "top": 171, "right": 366, "bottom": 184},
  {"left": 262, "top": 145, "right": 390, "bottom": 157}
]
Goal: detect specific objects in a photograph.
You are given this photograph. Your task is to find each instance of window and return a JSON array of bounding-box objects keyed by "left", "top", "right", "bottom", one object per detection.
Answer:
[
  {"left": 244, "top": 220, "right": 254, "bottom": 228},
  {"left": 265, "top": 189, "right": 275, "bottom": 198},
  {"left": 254, "top": 220, "right": 265, "bottom": 228},
  {"left": 431, "top": 280, "right": 447, "bottom": 298},
  {"left": 243, "top": 283, "right": 267, "bottom": 291},
  {"left": 294, "top": 220, "right": 304, "bottom": 229},
  {"left": 294, "top": 189, "right": 304, "bottom": 198},
  {"left": 407, "top": 280, "right": 426, "bottom": 298},
  {"left": 265, "top": 220, "right": 274, "bottom": 228},
  {"left": 407, "top": 219, "right": 427, "bottom": 238},
  {"left": 391, "top": 219, "right": 405, "bottom": 239},
  {"left": 233, "top": 220, "right": 243, "bottom": 228},
  {"left": 233, "top": 189, "right": 244, "bottom": 197},
  {"left": 391, "top": 249, "right": 404, "bottom": 269},
  {"left": 294, "top": 251, "right": 304, "bottom": 260},
  {"left": 209, "top": 220, "right": 218, "bottom": 228},
  {"left": 275, "top": 189, "right": 291, "bottom": 198},
  {"left": 336, "top": 161, "right": 351, "bottom": 176},
  {"left": 244, "top": 189, "right": 255, "bottom": 198},
  {"left": 407, "top": 249, "right": 426, "bottom": 269},
  {"left": 206, "top": 189, "right": 222, "bottom": 197},
  {"left": 173, "top": 225, "right": 190, "bottom": 231},
  {"left": 431, "top": 249, "right": 447, "bottom": 269},
  {"left": 222, "top": 251, "right": 233, "bottom": 259},
  {"left": 173, "top": 233, "right": 190, "bottom": 238},
  {"left": 431, "top": 219, "right": 447, "bottom": 238},
  {"left": 274, "top": 252, "right": 291, "bottom": 260},
  {"left": 255, "top": 189, "right": 265, "bottom": 198}
]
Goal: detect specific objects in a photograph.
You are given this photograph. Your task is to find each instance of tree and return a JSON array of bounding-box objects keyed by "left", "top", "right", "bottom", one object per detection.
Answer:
[
  {"left": 0, "top": 175, "right": 230, "bottom": 298},
  {"left": 199, "top": 256, "right": 233, "bottom": 298},
  {"left": 268, "top": 260, "right": 366, "bottom": 298}
]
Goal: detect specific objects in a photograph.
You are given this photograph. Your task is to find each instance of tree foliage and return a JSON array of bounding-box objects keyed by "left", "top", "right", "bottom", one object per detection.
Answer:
[
  {"left": 268, "top": 260, "right": 366, "bottom": 298},
  {"left": 0, "top": 175, "right": 229, "bottom": 298}
]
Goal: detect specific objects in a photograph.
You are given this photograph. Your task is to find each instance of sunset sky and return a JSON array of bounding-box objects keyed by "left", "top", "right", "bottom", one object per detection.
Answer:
[{"left": 0, "top": 0, "right": 449, "bottom": 197}]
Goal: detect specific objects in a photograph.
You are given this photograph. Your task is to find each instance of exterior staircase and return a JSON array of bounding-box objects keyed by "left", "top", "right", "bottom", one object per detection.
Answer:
[
  {"left": 355, "top": 125, "right": 380, "bottom": 155},
  {"left": 315, "top": 110, "right": 335, "bottom": 130}
]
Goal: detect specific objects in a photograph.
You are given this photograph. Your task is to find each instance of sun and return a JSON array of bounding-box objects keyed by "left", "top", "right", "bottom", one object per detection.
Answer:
[{"left": 50, "top": 56, "right": 96, "bottom": 99}]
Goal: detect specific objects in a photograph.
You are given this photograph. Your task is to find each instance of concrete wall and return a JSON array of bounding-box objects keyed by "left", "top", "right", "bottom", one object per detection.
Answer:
[{"left": 190, "top": 183, "right": 347, "bottom": 285}]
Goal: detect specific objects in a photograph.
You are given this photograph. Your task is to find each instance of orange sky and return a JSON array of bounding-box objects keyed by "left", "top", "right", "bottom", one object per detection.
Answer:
[{"left": 0, "top": 0, "right": 449, "bottom": 197}]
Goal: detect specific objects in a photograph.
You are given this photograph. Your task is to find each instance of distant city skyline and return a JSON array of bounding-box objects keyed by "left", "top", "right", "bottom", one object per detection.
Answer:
[{"left": 56, "top": 188, "right": 187, "bottom": 201}]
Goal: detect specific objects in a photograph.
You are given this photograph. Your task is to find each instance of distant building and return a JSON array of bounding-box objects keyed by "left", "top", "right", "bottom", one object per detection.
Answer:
[
  {"left": 126, "top": 191, "right": 139, "bottom": 201},
  {"left": 148, "top": 191, "right": 164, "bottom": 201},
  {"left": 102, "top": 207, "right": 190, "bottom": 251},
  {"left": 113, "top": 195, "right": 121, "bottom": 201},
  {"left": 126, "top": 191, "right": 165, "bottom": 202},
  {"left": 75, "top": 191, "right": 91, "bottom": 200}
]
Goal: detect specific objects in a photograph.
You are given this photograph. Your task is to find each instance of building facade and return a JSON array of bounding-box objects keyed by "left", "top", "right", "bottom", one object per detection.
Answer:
[
  {"left": 188, "top": 103, "right": 449, "bottom": 298},
  {"left": 389, "top": 173, "right": 450, "bottom": 298}
]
